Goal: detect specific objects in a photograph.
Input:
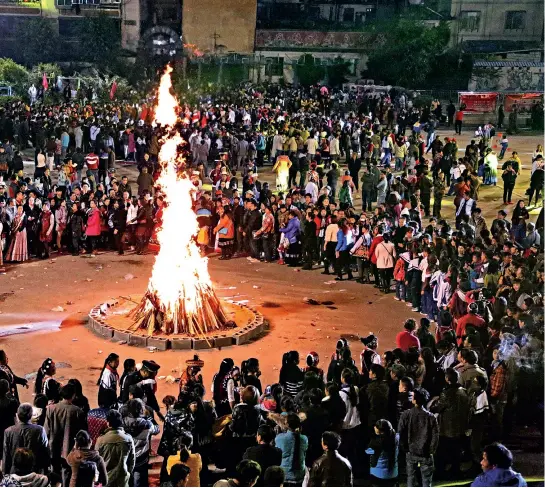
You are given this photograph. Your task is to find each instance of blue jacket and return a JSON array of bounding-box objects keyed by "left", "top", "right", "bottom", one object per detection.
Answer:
[
  {"left": 472, "top": 468, "right": 527, "bottom": 487},
  {"left": 366, "top": 434, "right": 399, "bottom": 480},
  {"left": 275, "top": 431, "right": 308, "bottom": 482},
  {"left": 335, "top": 229, "right": 354, "bottom": 252},
  {"left": 283, "top": 218, "right": 300, "bottom": 244}
]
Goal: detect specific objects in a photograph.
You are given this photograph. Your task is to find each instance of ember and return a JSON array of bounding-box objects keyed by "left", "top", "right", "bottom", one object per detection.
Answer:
[{"left": 129, "top": 66, "right": 229, "bottom": 337}]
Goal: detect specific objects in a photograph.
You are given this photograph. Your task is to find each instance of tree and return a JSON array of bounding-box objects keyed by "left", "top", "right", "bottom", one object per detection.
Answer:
[
  {"left": 294, "top": 54, "right": 325, "bottom": 86},
  {"left": 0, "top": 58, "right": 29, "bottom": 94},
  {"left": 79, "top": 15, "right": 121, "bottom": 69},
  {"left": 364, "top": 19, "right": 450, "bottom": 88},
  {"left": 327, "top": 57, "right": 351, "bottom": 88},
  {"left": 15, "top": 18, "right": 58, "bottom": 67}
]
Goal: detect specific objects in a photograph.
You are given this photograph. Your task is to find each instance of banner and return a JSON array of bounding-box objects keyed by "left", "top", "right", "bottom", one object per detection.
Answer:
[
  {"left": 504, "top": 93, "right": 543, "bottom": 112},
  {"left": 459, "top": 92, "right": 498, "bottom": 113}
]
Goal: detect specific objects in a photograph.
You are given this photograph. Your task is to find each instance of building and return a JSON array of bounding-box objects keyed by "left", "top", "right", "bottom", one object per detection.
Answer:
[
  {"left": 450, "top": 0, "right": 543, "bottom": 52},
  {"left": 0, "top": 0, "right": 121, "bottom": 63}
]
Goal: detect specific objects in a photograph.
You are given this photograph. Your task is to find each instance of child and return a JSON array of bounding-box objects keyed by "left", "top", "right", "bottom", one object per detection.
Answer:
[{"left": 394, "top": 252, "right": 409, "bottom": 302}]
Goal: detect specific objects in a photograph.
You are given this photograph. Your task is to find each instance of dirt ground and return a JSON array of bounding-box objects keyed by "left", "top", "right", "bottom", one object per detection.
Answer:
[{"left": 1, "top": 131, "right": 543, "bottom": 408}]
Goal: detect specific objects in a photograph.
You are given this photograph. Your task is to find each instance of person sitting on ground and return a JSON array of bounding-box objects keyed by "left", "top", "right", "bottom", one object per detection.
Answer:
[
  {"left": 471, "top": 443, "right": 527, "bottom": 487},
  {"left": 213, "top": 459, "right": 262, "bottom": 487}
]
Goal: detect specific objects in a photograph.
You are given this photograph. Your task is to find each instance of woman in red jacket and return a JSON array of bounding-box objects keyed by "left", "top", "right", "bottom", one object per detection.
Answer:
[{"left": 85, "top": 200, "right": 101, "bottom": 254}]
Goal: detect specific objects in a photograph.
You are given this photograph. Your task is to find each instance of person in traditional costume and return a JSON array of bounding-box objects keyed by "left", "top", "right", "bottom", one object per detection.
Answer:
[
  {"left": 213, "top": 206, "right": 235, "bottom": 260},
  {"left": 0, "top": 350, "right": 29, "bottom": 402},
  {"left": 38, "top": 201, "right": 54, "bottom": 259},
  {"left": 97, "top": 352, "right": 120, "bottom": 409},
  {"left": 212, "top": 358, "right": 240, "bottom": 417},
  {"left": 6, "top": 205, "right": 28, "bottom": 262},
  {"left": 179, "top": 355, "right": 204, "bottom": 401},
  {"left": 34, "top": 358, "right": 62, "bottom": 403}
]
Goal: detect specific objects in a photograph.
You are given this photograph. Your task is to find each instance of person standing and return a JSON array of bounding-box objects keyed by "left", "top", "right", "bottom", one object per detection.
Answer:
[
  {"left": 96, "top": 410, "right": 135, "bottom": 488},
  {"left": 430, "top": 368, "right": 469, "bottom": 478},
  {"left": 122, "top": 399, "right": 160, "bottom": 487},
  {"left": 455, "top": 108, "right": 464, "bottom": 135},
  {"left": 398, "top": 390, "right": 439, "bottom": 487},
  {"left": 348, "top": 152, "right": 362, "bottom": 192},
  {"left": 308, "top": 431, "right": 352, "bottom": 487},
  {"left": 3, "top": 404, "right": 49, "bottom": 475},
  {"left": 446, "top": 101, "right": 456, "bottom": 127},
  {"left": 44, "top": 384, "right": 87, "bottom": 481},
  {"left": 66, "top": 430, "right": 108, "bottom": 487},
  {"left": 275, "top": 413, "right": 308, "bottom": 486},
  {"left": 0, "top": 350, "right": 29, "bottom": 402},
  {"left": 501, "top": 162, "right": 517, "bottom": 205}
]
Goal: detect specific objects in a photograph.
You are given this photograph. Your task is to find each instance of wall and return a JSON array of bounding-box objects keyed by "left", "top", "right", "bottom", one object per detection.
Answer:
[
  {"left": 182, "top": 0, "right": 257, "bottom": 54},
  {"left": 450, "top": 0, "right": 543, "bottom": 45},
  {"left": 121, "top": 0, "right": 140, "bottom": 52}
]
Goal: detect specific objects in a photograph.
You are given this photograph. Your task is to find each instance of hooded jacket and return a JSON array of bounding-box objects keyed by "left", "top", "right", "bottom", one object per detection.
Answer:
[
  {"left": 66, "top": 447, "right": 108, "bottom": 487},
  {"left": 122, "top": 416, "right": 159, "bottom": 467},
  {"left": 471, "top": 467, "right": 527, "bottom": 487}
]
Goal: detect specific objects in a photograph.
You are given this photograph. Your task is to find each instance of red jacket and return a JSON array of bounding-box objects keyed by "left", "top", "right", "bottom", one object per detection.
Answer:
[
  {"left": 396, "top": 330, "right": 420, "bottom": 351},
  {"left": 455, "top": 313, "right": 486, "bottom": 345},
  {"left": 369, "top": 235, "right": 384, "bottom": 265},
  {"left": 85, "top": 154, "right": 99, "bottom": 170},
  {"left": 85, "top": 209, "right": 101, "bottom": 236}
]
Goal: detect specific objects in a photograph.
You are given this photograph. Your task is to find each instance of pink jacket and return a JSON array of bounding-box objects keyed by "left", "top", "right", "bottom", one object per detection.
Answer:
[
  {"left": 85, "top": 209, "right": 101, "bottom": 236},
  {"left": 374, "top": 240, "right": 396, "bottom": 269}
]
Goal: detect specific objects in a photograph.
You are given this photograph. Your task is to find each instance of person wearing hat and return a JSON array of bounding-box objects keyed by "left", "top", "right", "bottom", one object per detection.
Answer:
[
  {"left": 179, "top": 355, "right": 204, "bottom": 400},
  {"left": 304, "top": 352, "right": 324, "bottom": 383},
  {"left": 121, "top": 360, "right": 163, "bottom": 421}
]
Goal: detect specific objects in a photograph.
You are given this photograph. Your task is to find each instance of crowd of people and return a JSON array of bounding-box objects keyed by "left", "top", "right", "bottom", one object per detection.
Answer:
[{"left": 0, "top": 83, "right": 542, "bottom": 487}]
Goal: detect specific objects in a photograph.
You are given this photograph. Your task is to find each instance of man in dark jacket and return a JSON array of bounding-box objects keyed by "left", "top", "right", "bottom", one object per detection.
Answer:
[
  {"left": 430, "top": 368, "right": 469, "bottom": 478},
  {"left": 308, "top": 431, "right": 352, "bottom": 487},
  {"left": 361, "top": 166, "right": 375, "bottom": 212},
  {"left": 120, "top": 360, "right": 163, "bottom": 421},
  {"left": 44, "top": 384, "right": 87, "bottom": 480},
  {"left": 363, "top": 364, "right": 389, "bottom": 436},
  {"left": 3, "top": 403, "right": 49, "bottom": 475},
  {"left": 419, "top": 170, "right": 433, "bottom": 217},
  {"left": 244, "top": 199, "right": 262, "bottom": 259},
  {"left": 398, "top": 389, "right": 439, "bottom": 487},
  {"left": 122, "top": 399, "right": 159, "bottom": 487},
  {"left": 243, "top": 425, "right": 282, "bottom": 486},
  {"left": 348, "top": 152, "right": 362, "bottom": 191}
]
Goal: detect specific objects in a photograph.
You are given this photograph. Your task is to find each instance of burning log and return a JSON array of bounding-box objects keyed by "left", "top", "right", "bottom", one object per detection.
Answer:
[{"left": 129, "top": 286, "right": 228, "bottom": 337}]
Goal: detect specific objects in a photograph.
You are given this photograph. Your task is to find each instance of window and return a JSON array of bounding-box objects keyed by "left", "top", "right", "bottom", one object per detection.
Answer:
[
  {"left": 265, "top": 57, "right": 284, "bottom": 77},
  {"left": 505, "top": 11, "right": 526, "bottom": 30},
  {"left": 459, "top": 11, "right": 481, "bottom": 31},
  {"left": 343, "top": 7, "right": 354, "bottom": 22}
]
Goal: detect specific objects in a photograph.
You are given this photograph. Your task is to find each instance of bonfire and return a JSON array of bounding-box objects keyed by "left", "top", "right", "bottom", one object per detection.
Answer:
[{"left": 129, "top": 66, "right": 228, "bottom": 337}]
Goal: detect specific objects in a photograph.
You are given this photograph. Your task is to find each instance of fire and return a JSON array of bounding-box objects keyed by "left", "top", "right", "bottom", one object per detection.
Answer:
[{"left": 131, "top": 66, "right": 228, "bottom": 336}]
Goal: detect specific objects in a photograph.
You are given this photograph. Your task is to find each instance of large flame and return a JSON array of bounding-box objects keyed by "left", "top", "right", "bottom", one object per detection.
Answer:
[{"left": 136, "top": 66, "right": 226, "bottom": 335}]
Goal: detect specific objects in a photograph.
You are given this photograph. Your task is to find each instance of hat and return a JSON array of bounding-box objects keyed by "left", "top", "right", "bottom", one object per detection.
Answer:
[
  {"left": 306, "top": 352, "right": 319, "bottom": 367},
  {"left": 220, "top": 167, "right": 228, "bottom": 175},
  {"left": 142, "top": 360, "right": 160, "bottom": 373},
  {"left": 361, "top": 334, "right": 378, "bottom": 348},
  {"left": 186, "top": 355, "right": 204, "bottom": 368},
  {"left": 259, "top": 397, "right": 277, "bottom": 413},
  {"left": 336, "top": 338, "right": 348, "bottom": 350},
  {"left": 245, "top": 190, "right": 254, "bottom": 196}
]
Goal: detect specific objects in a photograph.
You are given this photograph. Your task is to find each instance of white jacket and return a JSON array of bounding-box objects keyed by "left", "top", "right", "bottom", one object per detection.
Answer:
[{"left": 339, "top": 386, "right": 361, "bottom": 429}]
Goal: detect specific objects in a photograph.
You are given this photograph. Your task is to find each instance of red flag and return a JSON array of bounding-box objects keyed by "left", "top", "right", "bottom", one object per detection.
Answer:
[
  {"left": 42, "top": 73, "right": 48, "bottom": 91},
  {"left": 109, "top": 80, "right": 117, "bottom": 100}
]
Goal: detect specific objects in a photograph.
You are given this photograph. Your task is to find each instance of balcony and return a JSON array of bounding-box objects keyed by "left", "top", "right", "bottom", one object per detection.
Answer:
[
  {"left": 257, "top": 2, "right": 376, "bottom": 30},
  {"left": 56, "top": 0, "right": 121, "bottom": 15},
  {"left": 0, "top": 0, "right": 40, "bottom": 15}
]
